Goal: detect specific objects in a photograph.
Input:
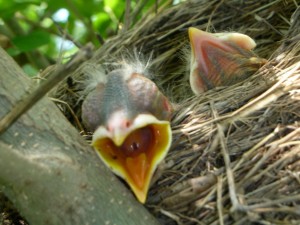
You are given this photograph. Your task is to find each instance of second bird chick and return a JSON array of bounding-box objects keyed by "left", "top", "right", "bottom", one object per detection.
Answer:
[{"left": 188, "top": 27, "right": 267, "bottom": 95}]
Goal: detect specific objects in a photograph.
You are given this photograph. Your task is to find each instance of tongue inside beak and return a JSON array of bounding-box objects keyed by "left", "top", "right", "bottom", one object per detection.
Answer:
[
  {"left": 92, "top": 120, "right": 171, "bottom": 203},
  {"left": 126, "top": 153, "right": 147, "bottom": 191},
  {"left": 188, "top": 27, "right": 267, "bottom": 95}
]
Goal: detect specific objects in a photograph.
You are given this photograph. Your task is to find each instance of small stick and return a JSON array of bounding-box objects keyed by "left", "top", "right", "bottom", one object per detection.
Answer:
[
  {"left": 210, "top": 101, "right": 242, "bottom": 212},
  {"left": 217, "top": 176, "right": 224, "bottom": 225}
]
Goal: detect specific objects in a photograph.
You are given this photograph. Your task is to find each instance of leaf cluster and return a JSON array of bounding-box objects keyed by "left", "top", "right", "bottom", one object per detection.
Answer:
[{"left": 0, "top": 0, "right": 166, "bottom": 76}]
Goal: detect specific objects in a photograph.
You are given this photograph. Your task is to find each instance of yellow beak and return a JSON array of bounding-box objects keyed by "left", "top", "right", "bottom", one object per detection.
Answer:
[{"left": 92, "top": 114, "right": 172, "bottom": 203}]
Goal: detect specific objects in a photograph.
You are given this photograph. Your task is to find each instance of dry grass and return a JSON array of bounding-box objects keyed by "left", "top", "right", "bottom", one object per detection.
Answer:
[{"left": 53, "top": 0, "right": 300, "bottom": 224}]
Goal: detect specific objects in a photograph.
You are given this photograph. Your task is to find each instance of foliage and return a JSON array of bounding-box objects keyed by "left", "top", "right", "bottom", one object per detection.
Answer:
[{"left": 0, "top": 0, "right": 169, "bottom": 76}]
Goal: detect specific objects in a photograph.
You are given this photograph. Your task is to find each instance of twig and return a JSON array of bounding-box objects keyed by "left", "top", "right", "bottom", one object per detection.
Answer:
[
  {"left": 49, "top": 97, "right": 85, "bottom": 133},
  {"left": 247, "top": 195, "right": 300, "bottom": 210},
  {"left": 243, "top": 145, "right": 300, "bottom": 186},
  {"left": 210, "top": 101, "right": 241, "bottom": 212},
  {"left": 123, "top": 0, "right": 131, "bottom": 31},
  {"left": 206, "top": 0, "right": 225, "bottom": 31},
  {"left": 217, "top": 176, "right": 224, "bottom": 225},
  {"left": 130, "top": 0, "right": 149, "bottom": 25}
]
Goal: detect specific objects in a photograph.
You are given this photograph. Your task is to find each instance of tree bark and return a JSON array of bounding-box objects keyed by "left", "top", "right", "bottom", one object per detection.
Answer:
[{"left": 0, "top": 47, "right": 160, "bottom": 225}]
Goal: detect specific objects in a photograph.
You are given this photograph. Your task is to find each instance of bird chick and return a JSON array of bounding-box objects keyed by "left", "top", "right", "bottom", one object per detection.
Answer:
[
  {"left": 81, "top": 63, "right": 172, "bottom": 203},
  {"left": 188, "top": 27, "right": 267, "bottom": 95}
]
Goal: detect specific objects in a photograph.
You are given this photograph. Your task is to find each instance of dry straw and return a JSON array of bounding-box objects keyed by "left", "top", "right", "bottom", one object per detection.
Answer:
[{"left": 53, "top": 0, "right": 300, "bottom": 224}]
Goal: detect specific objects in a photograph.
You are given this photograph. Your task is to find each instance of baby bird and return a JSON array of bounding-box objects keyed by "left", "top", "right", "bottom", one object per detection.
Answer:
[
  {"left": 81, "top": 63, "right": 172, "bottom": 203},
  {"left": 188, "top": 27, "right": 267, "bottom": 95}
]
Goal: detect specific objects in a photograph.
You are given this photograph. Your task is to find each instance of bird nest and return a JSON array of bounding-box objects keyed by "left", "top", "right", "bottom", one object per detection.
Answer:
[{"left": 52, "top": 0, "right": 300, "bottom": 224}]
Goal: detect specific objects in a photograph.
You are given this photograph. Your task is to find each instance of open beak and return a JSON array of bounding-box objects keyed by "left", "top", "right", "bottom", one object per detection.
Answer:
[
  {"left": 92, "top": 114, "right": 172, "bottom": 203},
  {"left": 188, "top": 27, "right": 267, "bottom": 95}
]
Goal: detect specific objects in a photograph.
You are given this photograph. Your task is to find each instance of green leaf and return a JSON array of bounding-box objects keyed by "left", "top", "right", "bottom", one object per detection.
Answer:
[
  {"left": 22, "top": 64, "right": 38, "bottom": 77},
  {"left": 45, "top": 0, "right": 68, "bottom": 12},
  {"left": 75, "top": 0, "right": 105, "bottom": 17},
  {"left": 0, "top": 0, "right": 40, "bottom": 19},
  {"left": 104, "top": 0, "right": 125, "bottom": 20},
  {"left": 12, "top": 31, "right": 51, "bottom": 52},
  {"left": 93, "top": 12, "right": 112, "bottom": 37},
  {"left": 6, "top": 47, "right": 21, "bottom": 57}
]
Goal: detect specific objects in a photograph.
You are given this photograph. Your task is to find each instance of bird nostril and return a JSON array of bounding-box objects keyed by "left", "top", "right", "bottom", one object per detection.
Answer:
[{"left": 125, "top": 120, "right": 131, "bottom": 128}]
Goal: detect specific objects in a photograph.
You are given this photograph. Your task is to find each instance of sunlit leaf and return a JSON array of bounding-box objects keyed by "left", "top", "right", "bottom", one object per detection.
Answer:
[
  {"left": 92, "top": 12, "right": 112, "bottom": 38},
  {"left": 104, "top": 0, "right": 125, "bottom": 21}
]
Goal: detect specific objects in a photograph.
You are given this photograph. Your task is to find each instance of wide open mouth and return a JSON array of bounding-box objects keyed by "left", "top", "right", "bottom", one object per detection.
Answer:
[{"left": 92, "top": 118, "right": 171, "bottom": 203}]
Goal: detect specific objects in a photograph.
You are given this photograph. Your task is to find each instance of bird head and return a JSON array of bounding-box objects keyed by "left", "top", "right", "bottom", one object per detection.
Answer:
[
  {"left": 82, "top": 66, "right": 172, "bottom": 203},
  {"left": 188, "top": 27, "right": 267, "bottom": 95}
]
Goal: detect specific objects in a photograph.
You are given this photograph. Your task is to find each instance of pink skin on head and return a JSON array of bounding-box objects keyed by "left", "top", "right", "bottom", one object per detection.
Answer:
[{"left": 107, "top": 110, "right": 131, "bottom": 132}]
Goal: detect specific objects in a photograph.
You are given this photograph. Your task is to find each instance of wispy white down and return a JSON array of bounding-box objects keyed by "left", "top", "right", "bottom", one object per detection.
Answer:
[
  {"left": 80, "top": 50, "right": 154, "bottom": 99},
  {"left": 81, "top": 63, "right": 107, "bottom": 94},
  {"left": 115, "top": 49, "right": 154, "bottom": 79}
]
